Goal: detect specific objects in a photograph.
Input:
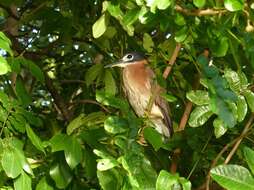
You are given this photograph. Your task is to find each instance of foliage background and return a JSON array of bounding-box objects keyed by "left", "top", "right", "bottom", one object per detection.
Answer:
[{"left": 0, "top": 0, "right": 254, "bottom": 189}]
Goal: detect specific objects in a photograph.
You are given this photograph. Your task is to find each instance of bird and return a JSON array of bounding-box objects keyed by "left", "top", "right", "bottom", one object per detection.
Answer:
[{"left": 105, "top": 52, "right": 173, "bottom": 138}]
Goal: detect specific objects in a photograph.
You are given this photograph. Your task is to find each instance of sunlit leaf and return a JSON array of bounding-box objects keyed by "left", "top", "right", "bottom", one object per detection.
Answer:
[
  {"left": 104, "top": 116, "right": 128, "bottom": 134},
  {"left": 186, "top": 90, "right": 210, "bottom": 105},
  {"left": 211, "top": 164, "right": 254, "bottom": 190},
  {"left": 243, "top": 147, "right": 254, "bottom": 175},
  {"left": 26, "top": 124, "right": 45, "bottom": 154},
  {"left": 35, "top": 177, "right": 53, "bottom": 190},
  {"left": 243, "top": 90, "right": 254, "bottom": 112},
  {"left": 236, "top": 95, "right": 247, "bottom": 122},
  {"left": 97, "top": 158, "right": 118, "bottom": 171},
  {"left": 0, "top": 56, "right": 11, "bottom": 75},
  {"left": 156, "top": 170, "right": 178, "bottom": 190},
  {"left": 93, "top": 14, "right": 107, "bottom": 38},
  {"left": 224, "top": 0, "right": 244, "bottom": 11},
  {"left": 14, "top": 171, "right": 32, "bottom": 190},
  {"left": 193, "top": 0, "right": 206, "bottom": 8},
  {"left": 143, "top": 33, "right": 154, "bottom": 53},
  {"left": 213, "top": 118, "right": 227, "bottom": 138},
  {"left": 188, "top": 105, "right": 213, "bottom": 127}
]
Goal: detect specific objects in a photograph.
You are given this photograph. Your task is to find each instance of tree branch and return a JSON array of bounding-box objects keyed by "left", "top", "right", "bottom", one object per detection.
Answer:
[{"left": 175, "top": 5, "right": 227, "bottom": 16}]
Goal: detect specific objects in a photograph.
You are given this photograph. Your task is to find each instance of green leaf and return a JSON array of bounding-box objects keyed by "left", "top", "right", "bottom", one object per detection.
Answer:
[
  {"left": 49, "top": 133, "right": 69, "bottom": 152},
  {"left": 85, "top": 63, "right": 103, "bottom": 86},
  {"left": 92, "top": 14, "right": 107, "bottom": 38},
  {"left": 224, "top": 69, "right": 242, "bottom": 93},
  {"left": 1, "top": 147, "right": 23, "bottom": 178},
  {"left": 156, "top": 170, "right": 178, "bottom": 190},
  {"left": 243, "top": 90, "right": 254, "bottom": 113},
  {"left": 193, "top": 0, "right": 206, "bottom": 8},
  {"left": 186, "top": 90, "right": 210, "bottom": 105},
  {"left": 188, "top": 105, "right": 213, "bottom": 127},
  {"left": 97, "top": 158, "right": 119, "bottom": 171},
  {"left": 213, "top": 118, "right": 227, "bottom": 138},
  {"left": 15, "top": 78, "right": 32, "bottom": 107},
  {"left": 104, "top": 116, "right": 128, "bottom": 134},
  {"left": 21, "top": 59, "right": 44, "bottom": 83},
  {"left": 144, "top": 127, "right": 163, "bottom": 151},
  {"left": 14, "top": 171, "right": 32, "bottom": 190},
  {"left": 212, "top": 37, "right": 229, "bottom": 57},
  {"left": 36, "top": 177, "right": 53, "bottom": 190},
  {"left": 97, "top": 169, "right": 123, "bottom": 190},
  {"left": 25, "top": 124, "right": 45, "bottom": 154},
  {"left": 143, "top": 33, "right": 154, "bottom": 53},
  {"left": 49, "top": 161, "right": 73, "bottom": 189},
  {"left": 174, "top": 27, "right": 188, "bottom": 43},
  {"left": 123, "top": 9, "right": 140, "bottom": 26},
  {"left": 146, "top": 0, "right": 171, "bottom": 12},
  {"left": 236, "top": 95, "right": 247, "bottom": 122},
  {"left": 64, "top": 136, "right": 83, "bottom": 169},
  {"left": 224, "top": 0, "right": 244, "bottom": 11},
  {"left": 0, "top": 56, "right": 11, "bottom": 75},
  {"left": 211, "top": 164, "right": 254, "bottom": 190},
  {"left": 104, "top": 70, "right": 117, "bottom": 95},
  {"left": 120, "top": 152, "right": 157, "bottom": 189},
  {"left": 161, "top": 93, "right": 177, "bottom": 102},
  {"left": 0, "top": 32, "right": 13, "bottom": 56},
  {"left": 243, "top": 147, "right": 254, "bottom": 175},
  {"left": 66, "top": 114, "right": 86, "bottom": 135}
]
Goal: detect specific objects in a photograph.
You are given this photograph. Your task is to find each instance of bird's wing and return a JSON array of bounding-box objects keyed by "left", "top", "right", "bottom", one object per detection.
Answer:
[
  {"left": 145, "top": 66, "right": 173, "bottom": 137},
  {"left": 154, "top": 92, "right": 173, "bottom": 137}
]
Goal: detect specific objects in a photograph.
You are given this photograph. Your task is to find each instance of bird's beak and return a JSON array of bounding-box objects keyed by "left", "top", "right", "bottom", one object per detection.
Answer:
[{"left": 104, "top": 60, "right": 125, "bottom": 68}]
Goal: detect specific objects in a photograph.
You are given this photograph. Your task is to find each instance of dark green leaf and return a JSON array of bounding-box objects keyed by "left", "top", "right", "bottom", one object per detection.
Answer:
[
  {"left": 15, "top": 78, "right": 32, "bottom": 107},
  {"left": 85, "top": 63, "right": 103, "bottom": 86},
  {"left": 66, "top": 114, "right": 86, "bottom": 135},
  {"left": 97, "top": 169, "right": 123, "bottom": 190},
  {"left": 144, "top": 127, "right": 163, "bottom": 151},
  {"left": 21, "top": 59, "right": 44, "bottom": 83},
  {"left": 49, "top": 161, "right": 73, "bottom": 189},
  {"left": 104, "top": 70, "right": 117, "bottom": 95}
]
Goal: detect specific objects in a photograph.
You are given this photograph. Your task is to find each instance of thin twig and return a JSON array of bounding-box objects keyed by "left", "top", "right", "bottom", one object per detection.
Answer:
[
  {"left": 175, "top": 5, "right": 227, "bottom": 16},
  {"left": 224, "top": 114, "right": 254, "bottom": 164},
  {"left": 163, "top": 43, "right": 181, "bottom": 79},
  {"left": 59, "top": 80, "right": 86, "bottom": 84}
]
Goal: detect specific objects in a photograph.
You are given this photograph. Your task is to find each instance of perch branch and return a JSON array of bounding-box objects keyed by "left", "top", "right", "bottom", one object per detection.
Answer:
[{"left": 175, "top": 5, "right": 227, "bottom": 16}]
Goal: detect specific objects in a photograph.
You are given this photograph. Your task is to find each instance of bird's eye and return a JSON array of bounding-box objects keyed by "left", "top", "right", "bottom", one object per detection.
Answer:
[{"left": 126, "top": 54, "right": 133, "bottom": 60}]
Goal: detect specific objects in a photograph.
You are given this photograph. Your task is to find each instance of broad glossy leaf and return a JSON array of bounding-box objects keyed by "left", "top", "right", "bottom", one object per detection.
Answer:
[
  {"left": 14, "top": 148, "right": 33, "bottom": 176},
  {"left": 224, "top": 0, "right": 244, "bottom": 11},
  {"left": 120, "top": 152, "right": 157, "bottom": 189},
  {"left": 146, "top": 0, "right": 171, "bottom": 12},
  {"left": 143, "top": 33, "right": 154, "bottom": 53},
  {"left": 0, "top": 56, "right": 11, "bottom": 75},
  {"left": 211, "top": 164, "right": 254, "bottom": 190},
  {"left": 26, "top": 124, "right": 45, "bottom": 154},
  {"left": 144, "top": 127, "right": 163, "bottom": 151},
  {"left": 97, "top": 169, "right": 123, "bottom": 190},
  {"left": 224, "top": 69, "right": 241, "bottom": 93},
  {"left": 243, "top": 90, "right": 254, "bottom": 112},
  {"left": 186, "top": 90, "right": 210, "bottom": 105},
  {"left": 174, "top": 27, "right": 188, "bottom": 42},
  {"left": 156, "top": 170, "right": 178, "bottom": 190},
  {"left": 188, "top": 105, "right": 213, "bottom": 127},
  {"left": 212, "top": 37, "right": 229, "bottom": 57},
  {"left": 104, "top": 70, "right": 117, "bottom": 95},
  {"left": 66, "top": 114, "right": 86, "bottom": 135},
  {"left": 64, "top": 136, "right": 83, "bottom": 169},
  {"left": 0, "top": 32, "right": 13, "bottom": 56},
  {"left": 237, "top": 95, "right": 247, "bottom": 122},
  {"left": 49, "top": 161, "right": 73, "bottom": 189},
  {"left": 14, "top": 171, "right": 32, "bottom": 190},
  {"left": 36, "top": 177, "right": 53, "bottom": 190},
  {"left": 194, "top": 0, "right": 206, "bottom": 8},
  {"left": 1, "top": 147, "right": 23, "bottom": 178},
  {"left": 179, "top": 177, "right": 192, "bottom": 190},
  {"left": 85, "top": 63, "right": 103, "bottom": 86},
  {"left": 93, "top": 14, "right": 107, "bottom": 38},
  {"left": 123, "top": 9, "right": 140, "bottom": 26},
  {"left": 243, "top": 147, "right": 254, "bottom": 175},
  {"left": 104, "top": 116, "right": 128, "bottom": 134},
  {"left": 213, "top": 118, "right": 227, "bottom": 138},
  {"left": 49, "top": 133, "right": 69, "bottom": 152},
  {"left": 97, "top": 158, "right": 118, "bottom": 171},
  {"left": 9, "top": 115, "right": 25, "bottom": 133}
]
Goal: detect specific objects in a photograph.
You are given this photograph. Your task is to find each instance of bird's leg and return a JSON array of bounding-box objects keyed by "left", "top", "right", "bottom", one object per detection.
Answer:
[{"left": 137, "top": 125, "right": 148, "bottom": 146}]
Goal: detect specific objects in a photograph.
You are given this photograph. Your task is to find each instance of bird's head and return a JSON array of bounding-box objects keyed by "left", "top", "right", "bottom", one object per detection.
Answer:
[{"left": 105, "top": 52, "right": 146, "bottom": 68}]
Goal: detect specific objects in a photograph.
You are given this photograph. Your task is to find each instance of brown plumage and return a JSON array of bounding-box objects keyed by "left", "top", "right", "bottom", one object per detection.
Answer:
[{"left": 105, "top": 52, "right": 173, "bottom": 138}]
